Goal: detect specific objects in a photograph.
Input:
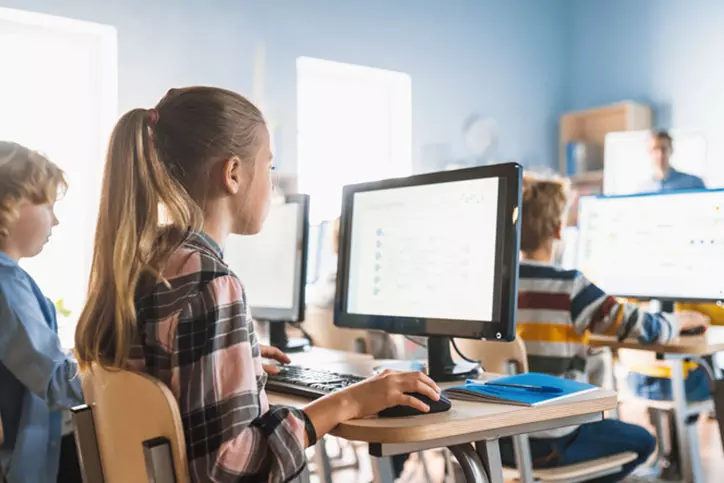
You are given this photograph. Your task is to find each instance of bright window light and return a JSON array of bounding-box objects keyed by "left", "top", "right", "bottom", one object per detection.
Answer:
[
  {"left": 0, "top": 8, "right": 117, "bottom": 348},
  {"left": 297, "top": 57, "right": 412, "bottom": 223}
]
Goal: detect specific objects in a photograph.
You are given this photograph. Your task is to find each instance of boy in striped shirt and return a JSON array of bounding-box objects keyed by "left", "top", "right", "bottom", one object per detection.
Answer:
[{"left": 498, "top": 177, "right": 707, "bottom": 482}]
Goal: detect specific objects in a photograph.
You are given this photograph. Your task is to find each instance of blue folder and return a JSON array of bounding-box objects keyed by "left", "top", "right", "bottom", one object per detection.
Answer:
[{"left": 443, "top": 373, "right": 598, "bottom": 406}]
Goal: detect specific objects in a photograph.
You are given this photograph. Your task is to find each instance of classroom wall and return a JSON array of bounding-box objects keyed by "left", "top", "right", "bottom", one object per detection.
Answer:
[
  {"left": 0, "top": 0, "right": 568, "bottom": 172},
  {"left": 567, "top": 0, "right": 724, "bottom": 184}
]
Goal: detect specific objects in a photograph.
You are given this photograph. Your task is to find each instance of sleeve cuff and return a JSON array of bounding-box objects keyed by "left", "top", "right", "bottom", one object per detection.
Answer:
[{"left": 301, "top": 410, "right": 317, "bottom": 446}]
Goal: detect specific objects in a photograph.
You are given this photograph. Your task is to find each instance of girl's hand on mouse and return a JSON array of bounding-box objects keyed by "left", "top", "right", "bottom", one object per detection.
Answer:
[
  {"left": 302, "top": 370, "right": 441, "bottom": 447},
  {"left": 342, "top": 369, "right": 442, "bottom": 419}
]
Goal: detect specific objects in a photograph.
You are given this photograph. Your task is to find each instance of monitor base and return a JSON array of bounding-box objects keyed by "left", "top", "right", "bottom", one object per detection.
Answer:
[
  {"left": 279, "top": 337, "right": 311, "bottom": 353},
  {"left": 430, "top": 360, "right": 481, "bottom": 382},
  {"left": 268, "top": 322, "right": 311, "bottom": 353},
  {"left": 428, "top": 336, "right": 481, "bottom": 382},
  {"left": 374, "top": 359, "right": 479, "bottom": 382}
]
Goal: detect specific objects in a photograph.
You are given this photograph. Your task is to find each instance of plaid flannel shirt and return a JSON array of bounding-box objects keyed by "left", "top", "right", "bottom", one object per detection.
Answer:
[{"left": 129, "top": 231, "right": 310, "bottom": 482}]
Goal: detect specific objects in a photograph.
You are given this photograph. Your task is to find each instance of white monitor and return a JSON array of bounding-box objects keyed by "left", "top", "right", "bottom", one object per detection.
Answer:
[
  {"left": 346, "top": 179, "right": 498, "bottom": 321},
  {"left": 576, "top": 189, "right": 724, "bottom": 301},
  {"left": 224, "top": 195, "right": 309, "bottom": 321},
  {"left": 604, "top": 129, "right": 707, "bottom": 195}
]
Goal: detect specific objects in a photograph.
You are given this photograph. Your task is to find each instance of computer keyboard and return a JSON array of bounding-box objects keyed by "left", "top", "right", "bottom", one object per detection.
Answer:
[{"left": 266, "top": 365, "right": 366, "bottom": 399}]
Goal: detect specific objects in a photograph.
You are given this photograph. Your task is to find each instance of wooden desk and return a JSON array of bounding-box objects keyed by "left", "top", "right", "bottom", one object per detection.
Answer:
[
  {"left": 589, "top": 326, "right": 724, "bottom": 355},
  {"left": 589, "top": 327, "right": 724, "bottom": 483},
  {"left": 269, "top": 360, "right": 618, "bottom": 483}
]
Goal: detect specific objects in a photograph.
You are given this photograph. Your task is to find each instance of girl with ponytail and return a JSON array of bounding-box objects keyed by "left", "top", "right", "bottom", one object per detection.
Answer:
[{"left": 75, "top": 86, "right": 441, "bottom": 482}]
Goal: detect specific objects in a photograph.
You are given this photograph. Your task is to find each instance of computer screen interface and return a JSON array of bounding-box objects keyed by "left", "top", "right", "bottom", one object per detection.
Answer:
[
  {"left": 224, "top": 197, "right": 308, "bottom": 320},
  {"left": 577, "top": 189, "right": 724, "bottom": 301}
]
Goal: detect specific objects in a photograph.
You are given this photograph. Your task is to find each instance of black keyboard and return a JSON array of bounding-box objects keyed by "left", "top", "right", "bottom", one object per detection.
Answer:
[{"left": 266, "top": 365, "right": 366, "bottom": 399}]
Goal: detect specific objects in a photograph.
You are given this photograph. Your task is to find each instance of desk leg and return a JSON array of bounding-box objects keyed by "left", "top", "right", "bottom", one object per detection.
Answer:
[
  {"left": 370, "top": 456, "right": 395, "bottom": 483},
  {"left": 476, "top": 440, "right": 504, "bottom": 483},
  {"left": 449, "top": 444, "right": 489, "bottom": 483},
  {"left": 670, "top": 359, "right": 704, "bottom": 483},
  {"left": 512, "top": 434, "right": 534, "bottom": 483}
]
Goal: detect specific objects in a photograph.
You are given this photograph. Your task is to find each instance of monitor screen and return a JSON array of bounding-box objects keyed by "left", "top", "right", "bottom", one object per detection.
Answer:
[
  {"left": 347, "top": 178, "right": 499, "bottom": 321},
  {"left": 224, "top": 195, "right": 309, "bottom": 321},
  {"left": 335, "top": 163, "right": 522, "bottom": 341},
  {"left": 577, "top": 189, "right": 724, "bottom": 301}
]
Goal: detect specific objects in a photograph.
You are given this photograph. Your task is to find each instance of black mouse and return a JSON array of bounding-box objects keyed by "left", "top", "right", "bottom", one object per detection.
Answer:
[
  {"left": 680, "top": 326, "right": 706, "bottom": 336},
  {"left": 378, "top": 392, "right": 452, "bottom": 418}
]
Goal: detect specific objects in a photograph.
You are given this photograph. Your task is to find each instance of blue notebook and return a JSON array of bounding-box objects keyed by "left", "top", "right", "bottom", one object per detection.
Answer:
[{"left": 443, "top": 373, "right": 598, "bottom": 406}]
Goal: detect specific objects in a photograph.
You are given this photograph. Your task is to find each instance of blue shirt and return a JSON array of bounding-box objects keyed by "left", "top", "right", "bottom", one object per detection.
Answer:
[
  {"left": 0, "top": 252, "right": 83, "bottom": 483},
  {"left": 638, "top": 167, "right": 706, "bottom": 193}
]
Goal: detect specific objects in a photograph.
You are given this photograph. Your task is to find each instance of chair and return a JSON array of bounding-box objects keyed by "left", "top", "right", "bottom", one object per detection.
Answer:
[
  {"left": 73, "top": 364, "right": 189, "bottom": 483},
  {"left": 453, "top": 337, "right": 637, "bottom": 483},
  {"left": 0, "top": 412, "right": 4, "bottom": 447}
]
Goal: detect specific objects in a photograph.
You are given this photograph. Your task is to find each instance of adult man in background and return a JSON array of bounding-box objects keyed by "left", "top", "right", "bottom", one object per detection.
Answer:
[{"left": 639, "top": 130, "right": 706, "bottom": 192}]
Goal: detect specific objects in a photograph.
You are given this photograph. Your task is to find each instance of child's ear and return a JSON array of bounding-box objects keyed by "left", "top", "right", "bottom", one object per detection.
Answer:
[
  {"left": 221, "top": 156, "right": 243, "bottom": 195},
  {"left": 554, "top": 222, "right": 563, "bottom": 240}
]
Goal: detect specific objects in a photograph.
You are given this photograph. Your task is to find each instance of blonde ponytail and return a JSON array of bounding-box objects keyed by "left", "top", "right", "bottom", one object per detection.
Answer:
[{"left": 75, "top": 109, "right": 201, "bottom": 370}]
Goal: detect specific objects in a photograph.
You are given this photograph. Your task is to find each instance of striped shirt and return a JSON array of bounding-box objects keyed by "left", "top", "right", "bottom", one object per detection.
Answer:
[
  {"left": 517, "top": 260, "right": 679, "bottom": 438},
  {"left": 129, "top": 231, "right": 310, "bottom": 482}
]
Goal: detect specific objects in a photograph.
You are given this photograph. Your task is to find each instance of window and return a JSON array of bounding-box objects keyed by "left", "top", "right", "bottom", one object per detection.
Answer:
[
  {"left": 0, "top": 8, "right": 117, "bottom": 348},
  {"left": 296, "top": 57, "right": 412, "bottom": 223}
]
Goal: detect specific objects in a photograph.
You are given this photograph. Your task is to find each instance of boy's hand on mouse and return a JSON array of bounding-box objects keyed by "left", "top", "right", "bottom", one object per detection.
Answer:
[
  {"left": 260, "top": 344, "right": 291, "bottom": 374},
  {"left": 341, "top": 369, "right": 442, "bottom": 419},
  {"left": 676, "top": 310, "right": 711, "bottom": 333}
]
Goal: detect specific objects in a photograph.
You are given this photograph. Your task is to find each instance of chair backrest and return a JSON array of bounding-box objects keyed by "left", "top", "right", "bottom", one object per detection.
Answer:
[
  {"left": 453, "top": 337, "right": 529, "bottom": 375},
  {"left": 82, "top": 364, "right": 189, "bottom": 483},
  {"left": 0, "top": 410, "right": 4, "bottom": 447}
]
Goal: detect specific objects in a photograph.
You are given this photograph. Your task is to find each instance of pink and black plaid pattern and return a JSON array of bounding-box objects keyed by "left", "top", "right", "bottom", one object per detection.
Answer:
[{"left": 130, "top": 231, "right": 309, "bottom": 482}]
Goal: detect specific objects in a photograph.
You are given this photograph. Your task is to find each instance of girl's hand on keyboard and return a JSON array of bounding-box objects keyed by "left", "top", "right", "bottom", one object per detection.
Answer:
[
  {"left": 260, "top": 344, "right": 291, "bottom": 374},
  {"left": 345, "top": 369, "right": 442, "bottom": 418}
]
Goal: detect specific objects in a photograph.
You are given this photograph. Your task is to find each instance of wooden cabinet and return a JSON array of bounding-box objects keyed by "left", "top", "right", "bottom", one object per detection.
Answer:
[{"left": 560, "top": 102, "right": 652, "bottom": 225}]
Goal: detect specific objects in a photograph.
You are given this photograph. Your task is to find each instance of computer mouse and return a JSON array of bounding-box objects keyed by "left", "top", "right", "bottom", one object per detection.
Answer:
[
  {"left": 377, "top": 392, "right": 452, "bottom": 418},
  {"left": 680, "top": 326, "right": 707, "bottom": 336}
]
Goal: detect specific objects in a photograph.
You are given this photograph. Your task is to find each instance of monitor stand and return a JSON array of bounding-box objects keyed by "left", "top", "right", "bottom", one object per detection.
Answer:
[
  {"left": 268, "top": 322, "right": 310, "bottom": 353},
  {"left": 427, "top": 336, "right": 480, "bottom": 382},
  {"left": 377, "top": 336, "right": 480, "bottom": 382}
]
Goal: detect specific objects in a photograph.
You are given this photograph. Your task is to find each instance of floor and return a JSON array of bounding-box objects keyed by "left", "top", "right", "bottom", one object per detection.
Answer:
[{"left": 311, "top": 401, "right": 723, "bottom": 482}]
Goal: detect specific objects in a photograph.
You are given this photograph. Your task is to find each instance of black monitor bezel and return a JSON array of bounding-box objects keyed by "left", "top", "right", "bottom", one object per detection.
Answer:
[
  {"left": 577, "top": 188, "right": 724, "bottom": 303},
  {"left": 249, "top": 194, "right": 310, "bottom": 322},
  {"left": 334, "top": 163, "right": 522, "bottom": 341}
]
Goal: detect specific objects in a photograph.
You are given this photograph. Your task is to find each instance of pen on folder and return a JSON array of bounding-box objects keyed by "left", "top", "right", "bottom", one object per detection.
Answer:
[{"left": 465, "top": 379, "right": 563, "bottom": 394}]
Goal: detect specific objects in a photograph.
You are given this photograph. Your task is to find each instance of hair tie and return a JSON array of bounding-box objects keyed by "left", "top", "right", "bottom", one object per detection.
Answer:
[{"left": 148, "top": 108, "right": 159, "bottom": 125}]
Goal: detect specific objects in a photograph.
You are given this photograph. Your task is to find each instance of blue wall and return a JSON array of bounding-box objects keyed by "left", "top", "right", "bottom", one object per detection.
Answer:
[
  {"left": 0, "top": 0, "right": 569, "bottom": 172},
  {"left": 567, "top": 0, "right": 724, "bottom": 182}
]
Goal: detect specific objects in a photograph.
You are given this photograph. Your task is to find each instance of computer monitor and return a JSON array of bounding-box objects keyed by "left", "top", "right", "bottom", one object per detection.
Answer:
[
  {"left": 306, "top": 223, "right": 323, "bottom": 285},
  {"left": 306, "top": 220, "right": 338, "bottom": 285},
  {"left": 335, "top": 163, "right": 523, "bottom": 381},
  {"left": 576, "top": 189, "right": 724, "bottom": 302},
  {"left": 224, "top": 194, "right": 310, "bottom": 351}
]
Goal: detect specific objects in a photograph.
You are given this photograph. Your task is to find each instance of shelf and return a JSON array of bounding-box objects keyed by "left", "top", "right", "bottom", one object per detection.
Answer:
[{"left": 559, "top": 101, "right": 652, "bottom": 174}]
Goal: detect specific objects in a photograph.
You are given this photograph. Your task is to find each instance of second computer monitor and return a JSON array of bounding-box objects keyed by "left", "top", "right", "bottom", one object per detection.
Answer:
[
  {"left": 577, "top": 189, "right": 724, "bottom": 302},
  {"left": 224, "top": 194, "right": 310, "bottom": 322},
  {"left": 335, "top": 163, "right": 522, "bottom": 342}
]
